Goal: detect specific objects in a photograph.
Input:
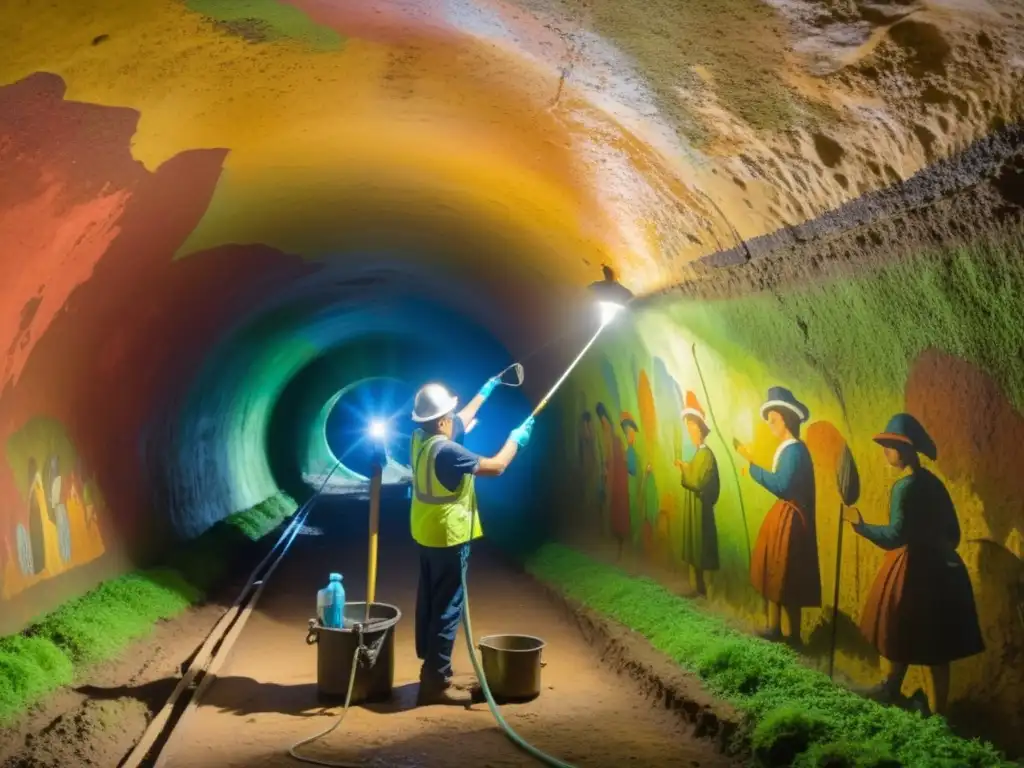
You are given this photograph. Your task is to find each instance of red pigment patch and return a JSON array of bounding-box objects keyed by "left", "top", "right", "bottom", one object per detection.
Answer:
[
  {"left": 0, "top": 73, "right": 318, "bottom": 572},
  {"left": 284, "top": 0, "right": 460, "bottom": 45},
  {"left": 905, "top": 348, "right": 1024, "bottom": 542},
  {"left": 475, "top": 0, "right": 572, "bottom": 63},
  {"left": 0, "top": 182, "right": 130, "bottom": 389}
]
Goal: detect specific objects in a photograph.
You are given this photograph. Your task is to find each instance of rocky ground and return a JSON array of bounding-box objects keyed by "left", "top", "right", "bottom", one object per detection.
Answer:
[
  {"left": 0, "top": 495, "right": 744, "bottom": 768},
  {"left": 0, "top": 546, "right": 262, "bottom": 767}
]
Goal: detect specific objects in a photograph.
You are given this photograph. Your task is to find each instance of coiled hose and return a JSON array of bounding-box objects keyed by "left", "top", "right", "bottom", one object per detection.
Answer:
[
  {"left": 459, "top": 520, "right": 576, "bottom": 768},
  {"left": 288, "top": 509, "right": 574, "bottom": 767}
]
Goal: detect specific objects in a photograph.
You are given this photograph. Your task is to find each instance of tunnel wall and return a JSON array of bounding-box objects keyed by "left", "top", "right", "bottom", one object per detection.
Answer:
[{"left": 555, "top": 224, "right": 1024, "bottom": 751}]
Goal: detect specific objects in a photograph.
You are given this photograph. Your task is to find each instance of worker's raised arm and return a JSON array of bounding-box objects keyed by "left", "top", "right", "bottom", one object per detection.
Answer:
[
  {"left": 475, "top": 440, "right": 519, "bottom": 476},
  {"left": 457, "top": 375, "right": 500, "bottom": 427},
  {"left": 475, "top": 418, "right": 534, "bottom": 477}
]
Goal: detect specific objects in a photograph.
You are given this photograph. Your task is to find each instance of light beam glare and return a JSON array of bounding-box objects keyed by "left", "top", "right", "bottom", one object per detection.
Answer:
[
  {"left": 368, "top": 419, "right": 388, "bottom": 440},
  {"left": 598, "top": 300, "right": 625, "bottom": 327}
]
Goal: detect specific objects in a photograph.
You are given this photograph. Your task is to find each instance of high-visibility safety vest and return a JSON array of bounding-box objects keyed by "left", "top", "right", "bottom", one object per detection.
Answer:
[{"left": 410, "top": 430, "right": 484, "bottom": 548}]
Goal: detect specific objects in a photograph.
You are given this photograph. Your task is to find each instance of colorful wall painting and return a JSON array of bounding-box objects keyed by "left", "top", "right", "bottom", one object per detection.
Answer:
[
  {"left": 556, "top": 243, "right": 1024, "bottom": 751},
  {"left": 1, "top": 418, "right": 108, "bottom": 601}
]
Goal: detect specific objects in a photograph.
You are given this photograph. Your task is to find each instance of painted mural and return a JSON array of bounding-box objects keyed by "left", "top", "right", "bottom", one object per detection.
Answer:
[
  {"left": 1, "top": 418, "right": 108, "bottom": 601},
  {"left": 560, "top": 241, "right": 1024, "bottom": 750}
]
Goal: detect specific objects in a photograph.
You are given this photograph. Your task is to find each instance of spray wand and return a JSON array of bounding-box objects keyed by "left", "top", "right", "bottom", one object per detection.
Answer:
[
  {"left": 288, "top": 276, "right": 632, "bottom": 768},
  {"left": 529, "top": 311, "right": 619, "bottom": 419}
]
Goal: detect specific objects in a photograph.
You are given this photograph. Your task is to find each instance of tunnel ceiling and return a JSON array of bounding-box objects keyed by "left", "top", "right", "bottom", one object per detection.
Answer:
[
  {"left": 0, "top": 0, "right": 1022, "bottom": 622},
  {"left": 5, "top": 0, "right": 1021, "bottom": 300}
]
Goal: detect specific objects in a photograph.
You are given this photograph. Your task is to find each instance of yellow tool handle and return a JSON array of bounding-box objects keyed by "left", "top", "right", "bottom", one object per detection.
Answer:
[
  {"left": 365, "top": 464, "right": 383, "bottom": 624},
  {"left": 529, "top": 323, "right": 608, "bottom": 419}
]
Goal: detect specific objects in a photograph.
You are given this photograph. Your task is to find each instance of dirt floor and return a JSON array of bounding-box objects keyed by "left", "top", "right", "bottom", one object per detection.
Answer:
[
  {"left": 146, "top": 494, "right": 741, "bottom": 768},
  {"left": 0, "top": 574, "right": 249, "bottom": 768}
]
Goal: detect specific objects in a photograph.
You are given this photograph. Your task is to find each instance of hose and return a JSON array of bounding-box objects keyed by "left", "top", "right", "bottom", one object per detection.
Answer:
[
  {"left": 287, "top": 642, "right": 363, "bottom": 767},
  {"left": 286, "top": 534, "right": 576, "bottom": 768},
  {"left": 459, "top": 527, "right": 576, "bottom": 768},
  {"left": 453, "top": 323, "right": 618, "bottom": 768},
  {"left": 289, "top": 319, "right": 613, "bottom": 767}
]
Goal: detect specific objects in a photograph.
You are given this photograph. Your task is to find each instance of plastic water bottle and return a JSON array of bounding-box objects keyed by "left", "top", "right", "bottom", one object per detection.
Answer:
[{"left": 317, "top": 573, "right": 345, "bottom": 629}]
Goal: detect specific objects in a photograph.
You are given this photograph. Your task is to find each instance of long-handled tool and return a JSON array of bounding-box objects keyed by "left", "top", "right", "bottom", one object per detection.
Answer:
[
  {"left": 289, "top": 285, "right": 630, "bottom": 768},
  {"left": 691, "top": 343, "right": 751, "bottom": 567},
  {"left": 364, "top": 460, "right": 383, "bottom": 623},
  {"left": 497, "top": 361, "right": 525, "bottom": 387},
  {"left": 828, "top": 442, "right": 860, "bottom": 679},
  {"left": 528, "top": 321, "right": 610, "bottom": 419},
  {"left": 456, "top": 308, "right": 628, "bottom": 768}
]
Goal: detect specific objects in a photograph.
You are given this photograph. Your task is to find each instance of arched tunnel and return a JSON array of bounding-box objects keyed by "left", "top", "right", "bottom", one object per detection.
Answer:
[{"left": 1, "top": 1, "right": 1024, "bottom": 766}]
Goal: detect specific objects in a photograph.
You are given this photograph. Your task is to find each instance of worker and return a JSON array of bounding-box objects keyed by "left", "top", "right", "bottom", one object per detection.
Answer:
[{"left": 410, "top": 377, "right": 533, "bottom": 706}]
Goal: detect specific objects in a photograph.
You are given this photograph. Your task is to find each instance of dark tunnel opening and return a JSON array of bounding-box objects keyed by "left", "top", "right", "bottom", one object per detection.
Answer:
[
  {"left": 261, "top": 298, "right": 560, "bottom": 558},
  {"left": 323, "top": 375, "right": 415, "bottom": 478}
]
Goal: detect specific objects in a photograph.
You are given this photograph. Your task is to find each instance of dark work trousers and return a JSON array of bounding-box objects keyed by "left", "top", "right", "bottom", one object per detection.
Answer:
[{"left": 415, "top": 542, "right": 470, "bottom": 684}]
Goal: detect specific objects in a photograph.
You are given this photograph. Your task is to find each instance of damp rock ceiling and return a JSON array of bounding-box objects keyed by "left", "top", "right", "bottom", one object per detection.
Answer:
[{"left": 2, "top": 0, "right": 1021, "bottom": 294}]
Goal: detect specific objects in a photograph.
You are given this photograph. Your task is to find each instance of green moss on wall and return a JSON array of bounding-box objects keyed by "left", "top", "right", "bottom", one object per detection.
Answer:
[
  {"left": 186, "top": 0, "right": 343, "bottom": 51},
  {"left": 528, "top": 543, "right": 1009, "bottom": 767},
  {"left": 554, "top": 227, "right": 1024, "bottom": 752},
  {"left": 663, "top": 230, "right": 1024, "bottom": 418},
  {"left": 539, "top": 0, "right": 806, "bottom": 141},
  {"left": 0, "top": 492, "right": 296, "bottom": 724}
]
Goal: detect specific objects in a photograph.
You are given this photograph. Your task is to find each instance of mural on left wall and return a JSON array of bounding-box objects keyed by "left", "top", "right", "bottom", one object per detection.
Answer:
[{"left": 1, "top": 418, "right": 108, "bottom": 600}]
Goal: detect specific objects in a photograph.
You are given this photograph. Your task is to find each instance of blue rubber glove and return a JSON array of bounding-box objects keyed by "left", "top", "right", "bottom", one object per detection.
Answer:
[
  {"left": 478, "top": 376, "right": 500, "bottom": 400},
  {"left": 509, "top": 417, "right": 535, "bottom": 448}
]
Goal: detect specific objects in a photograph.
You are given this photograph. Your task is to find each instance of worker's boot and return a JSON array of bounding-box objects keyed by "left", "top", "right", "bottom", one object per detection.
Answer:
[
  {"left": 417, "top": 675, "right": 472, "bottom": 707},
  {"left": 448, "top": 673, "right": 479, "bottom": 691}
]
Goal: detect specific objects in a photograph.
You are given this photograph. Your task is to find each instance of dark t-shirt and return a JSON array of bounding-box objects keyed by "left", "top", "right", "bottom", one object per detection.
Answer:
[{"left": 432, "top": 415, "right": 482, "bottom": 492}]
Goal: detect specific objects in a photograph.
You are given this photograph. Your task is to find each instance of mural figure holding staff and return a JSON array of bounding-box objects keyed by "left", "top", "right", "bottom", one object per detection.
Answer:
[
  {"left": 673, "top": 391, "right": 720, "bottom": 596},
  {"left": 734, "top": 386, "right": 821, "bottom": 642},
  {"left": 595, "top": 403, "right": 614, "bottom": 538},
  {"left": 596, "top": 402, "right": 630, "bottom": 558},
  {"left": 842, "top": 413, "right": 984, "bottom": 716},
  {"left": 620, "top": 412, "right": 643, "bottom": 545},
  {"left": 576, "top": 409, "right": 600, "bottom": 536}
]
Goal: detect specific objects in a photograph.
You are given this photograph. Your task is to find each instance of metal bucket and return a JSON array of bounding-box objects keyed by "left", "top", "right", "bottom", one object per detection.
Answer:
[
  {"left": 478, "top": 634, "right": 546, "bottom": 701},
  {"left": 306, "top": 601, "right": 401, "bottom": 704}
]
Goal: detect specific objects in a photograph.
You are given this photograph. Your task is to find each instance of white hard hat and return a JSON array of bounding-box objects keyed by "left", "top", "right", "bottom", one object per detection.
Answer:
[{"left": 412, "top": 383, "right": 459, "bottom": 423}]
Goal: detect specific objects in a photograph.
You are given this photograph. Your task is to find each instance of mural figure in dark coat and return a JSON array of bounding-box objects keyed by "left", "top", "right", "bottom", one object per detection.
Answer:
[
  {"left": 843, "top": 413, "right": 984, "bottom": 716},
  {"left": 734, "top": 386, "right": 821, "bottom": 642},
  {"left": 673, "top": 390, "right": 720, "bottom": 596}
]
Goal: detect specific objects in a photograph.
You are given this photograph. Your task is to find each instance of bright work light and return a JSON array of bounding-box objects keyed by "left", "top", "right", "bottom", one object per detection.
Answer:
[
  {"left": 598, "top": 300, "right": 625, "bottom": 327},
  {"left": 368, "top": 419, "right": 388, "bottom": 441}
]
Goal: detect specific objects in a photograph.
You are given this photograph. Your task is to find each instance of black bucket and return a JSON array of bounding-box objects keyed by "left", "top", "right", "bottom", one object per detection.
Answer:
[
  {"left": 478, "top": 634, "right": 546, "bottom": 702},
  {"left": 306, "top": 601, "right": 401, "bottom": 704}
]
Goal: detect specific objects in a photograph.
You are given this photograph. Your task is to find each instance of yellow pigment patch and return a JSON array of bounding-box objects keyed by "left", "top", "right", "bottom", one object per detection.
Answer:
[{"left": 0, "top": 0, "right": 636, "bottom": 281}]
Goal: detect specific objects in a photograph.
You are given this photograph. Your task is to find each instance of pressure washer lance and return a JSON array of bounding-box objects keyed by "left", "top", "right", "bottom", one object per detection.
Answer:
[{"left": 288, "top": 315, "right": 621, "bottom": 767}]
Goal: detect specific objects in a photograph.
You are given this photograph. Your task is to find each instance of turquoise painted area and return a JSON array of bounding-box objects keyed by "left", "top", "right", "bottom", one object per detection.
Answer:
[
  {"left": 155, "top": 308, "right": 320, "bottom": 539},
  {"left": 185, "top": 0, "right": 344, "bottom": 51}
]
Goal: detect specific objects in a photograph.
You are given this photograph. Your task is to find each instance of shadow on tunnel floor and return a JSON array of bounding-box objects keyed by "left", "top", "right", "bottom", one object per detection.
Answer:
[{"left": 76, "top": 677, "right": 424, "bottom": 719}]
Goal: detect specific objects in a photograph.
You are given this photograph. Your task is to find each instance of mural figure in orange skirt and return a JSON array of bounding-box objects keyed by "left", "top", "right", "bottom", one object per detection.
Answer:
[
  {"left": 673, "top": 391, "right": 720, "bottom": 596},
  {"left": 843, "top": 413, "right": 984, "bottom": 716},
  {"left": 734, "top": 386, "right": 821, "bottom": 642}
]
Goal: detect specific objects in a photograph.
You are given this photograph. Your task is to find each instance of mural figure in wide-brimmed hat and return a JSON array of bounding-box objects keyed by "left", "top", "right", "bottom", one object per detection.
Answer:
[
  {"left": 619, "top": 411, "right": 644, "bottom": 546},
  {"left": 576, "top": 407, "right": 600, "bottom": 536},
  {"left": 734, "top": 386, "right": 821, "bottom": 641},
  {"left": 673, "top": 391, "right": 720, "bottom": 596},
  {"left": 597, "top": 402, "right": 631, "bottom": 557},
  {"left": 594, "top": 402, "right": 614, "bottom": 538},
  {"left": 842, "top": 413, "right": 984, "bottom": 716}
]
